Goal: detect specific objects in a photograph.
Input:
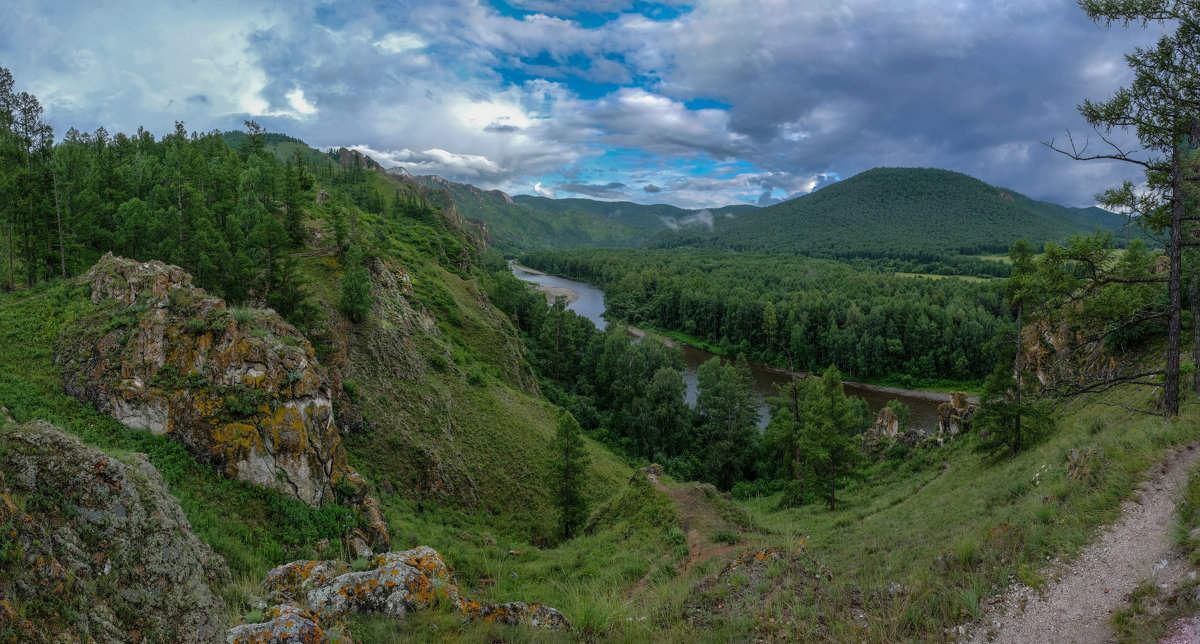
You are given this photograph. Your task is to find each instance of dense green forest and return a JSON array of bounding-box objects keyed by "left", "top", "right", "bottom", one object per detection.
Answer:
[
  {"left": 648, "top": 167, "right": 1141, "bottom": 272},
  {"left": 518, "top": 248, "right": 1009, "bottom": 387},
  {"left": 0, "top": 87, "right": 454, "bottom": 327}
]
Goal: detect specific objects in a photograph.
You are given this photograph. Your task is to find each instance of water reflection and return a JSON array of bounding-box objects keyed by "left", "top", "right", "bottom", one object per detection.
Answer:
[{"left": 512, "top": 264, "right": 944, "bottom": 433}]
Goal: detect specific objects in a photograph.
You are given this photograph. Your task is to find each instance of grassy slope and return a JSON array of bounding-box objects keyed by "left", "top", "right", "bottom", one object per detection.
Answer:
[
  {"left": 334, "top": 378, "right": 1200, "bottom": 642},
  {"left": 0, "top": 158, "right": 632, "bottom": 633}
]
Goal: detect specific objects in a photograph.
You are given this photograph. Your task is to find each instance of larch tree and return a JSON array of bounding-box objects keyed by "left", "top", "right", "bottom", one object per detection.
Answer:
[
  {"left": 797, "top": 365, "right": 866, "bottom": 511},
  {"left": 1047, "top": 0, "right": 1200, "bottom": 416},
  {"left": 550, "top": 410, "right": 590, "bottom": 540}
]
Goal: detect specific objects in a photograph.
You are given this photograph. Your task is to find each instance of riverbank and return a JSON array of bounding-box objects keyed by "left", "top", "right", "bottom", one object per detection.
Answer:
[
  {"left": 620, "top": 321, "right": 979, "bottom": 405},
  {"left": 512, "top": 263, "right": 582, "bottom": 305}
]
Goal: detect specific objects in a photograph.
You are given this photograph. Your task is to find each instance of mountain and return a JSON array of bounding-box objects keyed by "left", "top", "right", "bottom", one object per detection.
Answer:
[
  {"left": 648, "top": 167, "right": 1142, "bottom": 260},
  {"left": 407, "top": 173, "right": 756, "bottom": 251}
]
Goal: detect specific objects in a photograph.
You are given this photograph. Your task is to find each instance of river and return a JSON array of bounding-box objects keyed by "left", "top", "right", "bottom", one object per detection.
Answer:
[{"left": 512, "top": 263, "right": 946, "bottom": 433}]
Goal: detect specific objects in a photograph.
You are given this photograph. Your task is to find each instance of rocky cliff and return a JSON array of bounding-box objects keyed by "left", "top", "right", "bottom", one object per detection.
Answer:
[
  {"left": 0, "top": 416, "right": 229, "bottom": 643},
  {"left": 55, "top": 253, "right": 389, "bottom": 548}
]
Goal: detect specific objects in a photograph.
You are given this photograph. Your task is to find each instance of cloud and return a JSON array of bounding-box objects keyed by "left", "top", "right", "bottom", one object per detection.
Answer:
[
  {"left": 0, "top": 0, "right": 1171, "bottom": 208},
  {"left": 533, "top": 182, "right": 556, "bottom": 198},
  {"left": 374, "top": 32, "right": 426, "bottom": 54},
  {"left": 661, "top": 208, "right": 714, "bottom": 230},
  {"left": 555, "top": 181, "right": 629, "bottom": 199}
]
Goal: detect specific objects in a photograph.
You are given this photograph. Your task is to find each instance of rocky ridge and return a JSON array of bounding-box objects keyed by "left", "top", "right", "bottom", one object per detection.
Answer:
[
  {"left": 0, "top": 416, "right": 229, "bottom": 643},
  {"left": 55, "top": 253, "right": 389, "bottom": 548}
]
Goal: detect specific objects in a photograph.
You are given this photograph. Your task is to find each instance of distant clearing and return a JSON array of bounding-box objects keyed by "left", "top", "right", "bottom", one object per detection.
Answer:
[{"left": 896, "top": 272, "right": 991, "bottom": 282}]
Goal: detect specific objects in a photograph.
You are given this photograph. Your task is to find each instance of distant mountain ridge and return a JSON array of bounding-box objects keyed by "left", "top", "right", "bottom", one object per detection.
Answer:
[
  {"left": 648, "top": 167, "right": 1141, "bottom": 260},
  {"left": 406, "top": 173, "right": 757, "bottom": 251}
]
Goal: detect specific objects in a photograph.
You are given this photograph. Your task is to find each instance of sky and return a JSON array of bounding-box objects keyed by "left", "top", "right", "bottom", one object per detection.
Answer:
[{"left": 0, "top": 0, "right": 1170, "bottom": 209}]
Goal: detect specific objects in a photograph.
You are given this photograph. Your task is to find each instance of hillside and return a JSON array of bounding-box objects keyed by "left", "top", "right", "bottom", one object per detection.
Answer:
[
  {"left": 0, "top": 126, "right": 633, "bottom": 639},
  {"left": 648, "top": 167, "right": 1142, "bottom": 261},
  {"left": 407, "top": 172, "right": 756, "bottom": 251}
]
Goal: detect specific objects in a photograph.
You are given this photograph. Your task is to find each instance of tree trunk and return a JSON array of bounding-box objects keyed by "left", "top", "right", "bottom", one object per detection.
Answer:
[
  {"left": 1165, "top": 145, "right": 1184, "bottom": 417},
  {"left": 1014, "top": 303, "right": 1023, "bottom": 437},
  {"left": 828, "top": 466, "right": 835, "bottom": 511},
  {"left": 1191, "top": 270, "right": 1199, "bottom": 395},
  {"left": 51, "top": 171, "right": 66, "bottom": 280}
]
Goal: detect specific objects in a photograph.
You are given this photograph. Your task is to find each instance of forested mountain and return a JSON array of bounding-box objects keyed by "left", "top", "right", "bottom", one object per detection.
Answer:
[
  {"left": 406, "top": 172, "right": 755, "bottom": 251},
  {"left": 648, "top": 167, "right": 1142, "bottom": 260}
]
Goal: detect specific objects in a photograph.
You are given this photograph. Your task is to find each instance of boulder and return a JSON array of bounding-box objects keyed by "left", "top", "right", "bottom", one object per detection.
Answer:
[
  {"left": 57, "top": 254, "right": 389, "bottom": 549},
  {"left": 0, "top": 421, "right": 229, "bottom": 643},
  {"left": 226, "top": 605, "right": 326, "bottom": 644}
]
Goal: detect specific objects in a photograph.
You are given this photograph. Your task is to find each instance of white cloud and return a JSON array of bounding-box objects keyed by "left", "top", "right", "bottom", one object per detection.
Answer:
[
  {"left": 533, "top": 182, "right": 556, "bottom": 198},
  {"left": 374, "top": 32, "right": 427, "bottom": 54},
  {"left": 286, "top": 88, "right": 317, "bottom": 116}
]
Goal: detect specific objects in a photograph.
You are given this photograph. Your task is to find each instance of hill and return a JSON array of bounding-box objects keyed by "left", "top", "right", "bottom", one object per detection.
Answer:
[
  {"left": 0, "top": 124, "right": 633, "bottom": 638},
  {"left": 407, "top": 172, "right": 756, "bottom": 251},
  {"left": 648, "top": 167, "right": 1142, "bottom": 261}
]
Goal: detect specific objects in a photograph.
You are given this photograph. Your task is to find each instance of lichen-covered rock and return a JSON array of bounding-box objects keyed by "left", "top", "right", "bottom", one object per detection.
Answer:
[
  {"left": 57, "top": 254, "right": 389, "bottom": 548},
  {"left": 237, "top": 545, "right": 570, "bottom": 640},
  {"left": 226, "top": 605, "right": 327, "bottom": 644},
  {"left": 871, "top": 406, "right": 900, "bottom": 439},
  {"left": 263, "top": 560, "right": 346, "bottom": 603},
  {"left": 306, "top": 546, "right": 456, "bottom": 625},
  {"left": 0, "top": 421, "right": 229, "bottom": 643},
  {"left": 458, "top": 600, "right": 570, "bottom": 630},
  {"left": 936, "top": 391, "right": 974, "bottom": 437},
  {"left": 0, "top": 599, "right": 47, "bottom": 644}
]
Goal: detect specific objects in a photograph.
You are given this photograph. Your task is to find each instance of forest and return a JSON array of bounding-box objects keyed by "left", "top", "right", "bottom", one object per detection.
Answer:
[
  {"left": 647, "top": 167, "right": 1140, "bottom": 275},
  {"left": 517, "top": 247, "right": 1009, "bottom": 387}
]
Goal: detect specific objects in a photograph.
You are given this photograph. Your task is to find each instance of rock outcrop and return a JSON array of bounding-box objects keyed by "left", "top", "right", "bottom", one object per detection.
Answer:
[
  {"left": 56, "top": 254, "right": 389, "bottom": 549},
  {"left": 0, "top": 419, "right": 229, "bottom": 643},
  {"left": 870, "top": 406, "right": 900, "bottom": 439},
  {"left": 936, "top": 391, "right": 974, "bottom": 437},
  {"left": 1020, "top": 314, "right": 1121, "bottom": 391},
  {"left": 234, "top": 545, "right": 569, "bottom": 639}
]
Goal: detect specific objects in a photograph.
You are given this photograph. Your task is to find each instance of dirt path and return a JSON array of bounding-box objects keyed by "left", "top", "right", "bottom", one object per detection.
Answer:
[
  {"left": 970, "top": 444, "right": 1200, "bottom": 644},
  {"left": 644, "top": 469, "right": 745, "bottom": 573}
]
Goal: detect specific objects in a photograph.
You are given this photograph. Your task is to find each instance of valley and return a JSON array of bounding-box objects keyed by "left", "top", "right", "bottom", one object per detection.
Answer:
[
  {"left": 511, "top": 262, "right": 949, "bottom": 432},
  {"left": 2, "top": 2, "right": 1200, "bottom": 639}
]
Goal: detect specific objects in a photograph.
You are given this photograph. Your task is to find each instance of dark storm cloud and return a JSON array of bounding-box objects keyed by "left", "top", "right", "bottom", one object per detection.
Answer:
[
  {"left": 643, "top": 183, "right": 662, "bottom": 193},
  {"left": 655, "top": 1, "right": 1165, "bottom": 206},
  {"left": 484, "top": 122, "right": 521, "bottom": 133},
  {"left": 0, "top": 0, "right": 1172, "bottom": 207},
  {"left": 556, "top": 181, "right": 629, "bottom": 198}
]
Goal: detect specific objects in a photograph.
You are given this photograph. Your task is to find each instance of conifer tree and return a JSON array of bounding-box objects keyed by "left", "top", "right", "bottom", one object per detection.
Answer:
[
  {"left": 341, "top": 246, "right": 373, "bottom": 323},
  {"left": 1048, "top": 1, "right": 1200, "bottom": 416},
  {"left": 551, "top": 411, "right": 589, "bottom": 540}
]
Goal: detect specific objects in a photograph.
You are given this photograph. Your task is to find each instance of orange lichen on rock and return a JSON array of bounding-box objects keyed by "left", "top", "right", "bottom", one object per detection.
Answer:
[
  {"left": 263, "top": 559, "right": 345, "bottom": 602},
  {"left": 245, "top": 545, "right": 570, "bottom": 639},
  {"left": 57, "top": 254, "right": 389, "bottom": 547},
  {"left": 226, "top": 605, "right": 325, "bottom": 644}
]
